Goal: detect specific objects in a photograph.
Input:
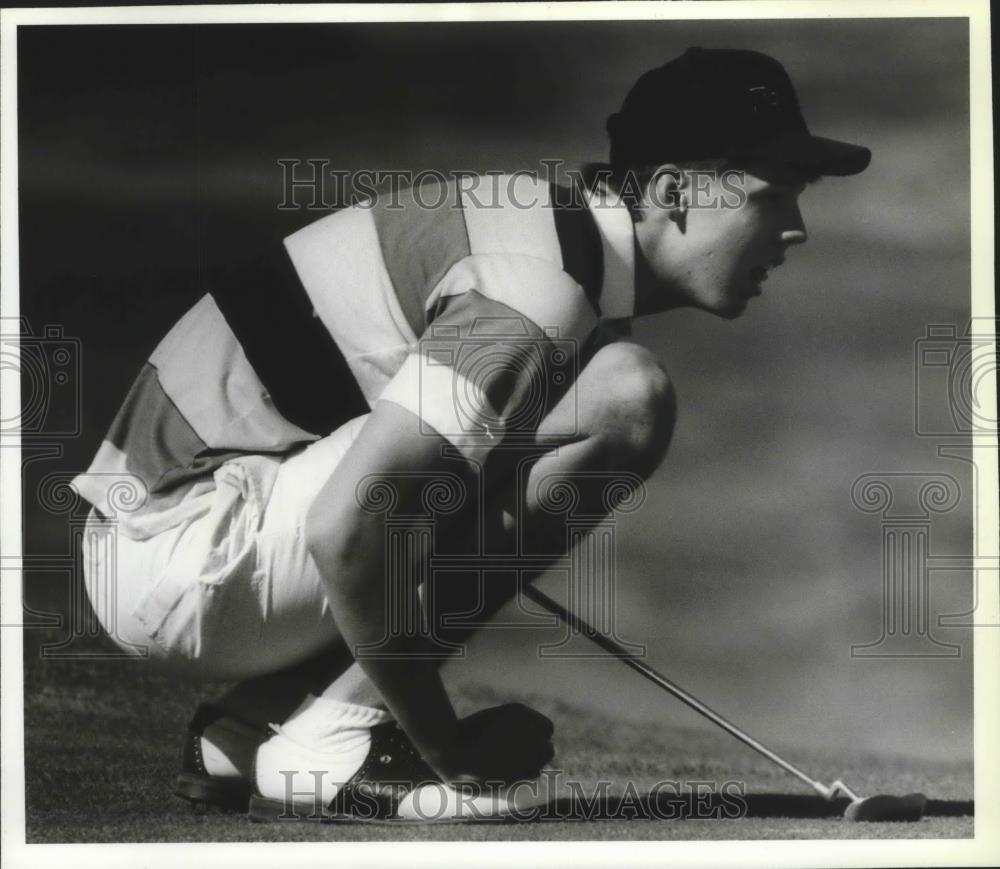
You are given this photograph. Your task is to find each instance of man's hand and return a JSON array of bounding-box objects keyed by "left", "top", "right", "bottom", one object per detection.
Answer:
[{"left": 426, "top": 703, "right": 555, "bottom": 786}]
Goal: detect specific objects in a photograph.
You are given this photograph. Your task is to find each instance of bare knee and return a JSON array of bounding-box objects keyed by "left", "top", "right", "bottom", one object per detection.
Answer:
[{"left": 584, "top": 342, "right": 676, "bottom": 476}]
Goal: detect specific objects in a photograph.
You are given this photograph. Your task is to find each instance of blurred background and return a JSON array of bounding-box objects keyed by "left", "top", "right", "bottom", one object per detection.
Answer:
[{"left": 17, "top": 18, "right": 973, "bottom": 768}]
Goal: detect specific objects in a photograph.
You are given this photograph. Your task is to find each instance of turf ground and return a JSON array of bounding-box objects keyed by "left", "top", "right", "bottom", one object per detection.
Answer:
[{"left": 21, "top": 609, "right": 973, "bottom": 843}]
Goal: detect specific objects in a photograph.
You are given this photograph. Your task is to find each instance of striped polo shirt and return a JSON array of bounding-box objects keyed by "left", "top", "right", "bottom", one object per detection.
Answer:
[{"left": 72, "top": 174, "right": 636, "bottom": 538}]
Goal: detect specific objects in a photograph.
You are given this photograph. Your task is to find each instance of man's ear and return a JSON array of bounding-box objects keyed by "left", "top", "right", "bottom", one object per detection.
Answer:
[{"left": 644, "top": 164, "right": 687, "bottom": 225}]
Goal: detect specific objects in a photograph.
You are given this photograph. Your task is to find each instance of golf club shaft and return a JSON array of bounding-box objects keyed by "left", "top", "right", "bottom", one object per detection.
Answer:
[{"left": 523, "top": 584, "right": 831, "bottom": 798}]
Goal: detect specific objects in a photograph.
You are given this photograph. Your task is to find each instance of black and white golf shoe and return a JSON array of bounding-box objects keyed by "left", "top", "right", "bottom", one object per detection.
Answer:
[
  {"left": 249, "top": 719, "right": 434, "bottom": 822},
  {"left": 176, "top": 705, "right": 542, "bottom": 823},
  {"left": 173, "top": 703, "right": 270, "bottom": 814},
  {"left": 249, "top": 720, "right": 537, "bottom": 824}
]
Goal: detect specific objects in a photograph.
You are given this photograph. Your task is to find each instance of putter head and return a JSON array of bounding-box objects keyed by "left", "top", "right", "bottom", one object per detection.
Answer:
[{"left": 843, "top": 792, "right": 927, "bottom": 822}]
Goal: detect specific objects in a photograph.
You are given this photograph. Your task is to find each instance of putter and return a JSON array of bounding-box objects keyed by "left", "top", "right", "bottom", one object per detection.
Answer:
[{"left": 523, "top": 585, "right": 927, "bottom": 822}]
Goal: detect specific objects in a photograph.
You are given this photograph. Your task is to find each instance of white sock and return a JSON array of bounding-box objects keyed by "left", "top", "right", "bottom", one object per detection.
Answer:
[
  {"left": 316, "top": 662, "right": 387, "bottom": 709},
  {"left": 255, "top": 694, "right": 390, "bottom": 805},
  {"left": 200, "top": 717, "right": 263, "bottom": 779}
]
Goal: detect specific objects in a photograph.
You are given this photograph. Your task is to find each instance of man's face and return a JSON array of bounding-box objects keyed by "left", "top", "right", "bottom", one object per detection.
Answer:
[{"left": 634, "top": 162, "right": 810, "bottom": 318}]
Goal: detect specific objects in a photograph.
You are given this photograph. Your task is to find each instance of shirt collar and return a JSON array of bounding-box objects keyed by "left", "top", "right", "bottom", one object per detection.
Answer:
[{"left": 585, "top": 184, "right": 636, "bottom": 320}]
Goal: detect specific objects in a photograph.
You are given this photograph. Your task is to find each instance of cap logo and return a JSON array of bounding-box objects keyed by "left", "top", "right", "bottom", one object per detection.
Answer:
[{"left": 748, "top": 85, "right": 783, "bottom": 113}]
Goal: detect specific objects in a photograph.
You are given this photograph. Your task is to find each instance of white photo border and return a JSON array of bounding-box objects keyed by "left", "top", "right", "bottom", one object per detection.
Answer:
[{"left": 1, "top": 2, "right": 995, "bottom": 868}]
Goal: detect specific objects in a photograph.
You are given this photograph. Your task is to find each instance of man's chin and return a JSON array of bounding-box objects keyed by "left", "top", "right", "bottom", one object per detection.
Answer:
[
  {"left": 674, "top": 289, "right": 750, "bottom": 320},
  {"left": 703, "top": 296, "right": 749, "bottom": 320}
]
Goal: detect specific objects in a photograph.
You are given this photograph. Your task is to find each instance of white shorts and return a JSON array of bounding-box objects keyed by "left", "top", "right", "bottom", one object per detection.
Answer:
[{"left": 81, "top": 414, "right": 369, "bottom": 682}]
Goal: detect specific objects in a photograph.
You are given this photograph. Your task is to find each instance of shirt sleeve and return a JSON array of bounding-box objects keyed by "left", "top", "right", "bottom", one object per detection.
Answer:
[{"left": 376, "top": 252, "right": 600, "bottom": 465}]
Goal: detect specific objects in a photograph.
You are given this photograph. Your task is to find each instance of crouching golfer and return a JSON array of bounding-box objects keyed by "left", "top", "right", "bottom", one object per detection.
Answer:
[{"left": 73, "top": 48, "right": 869, "bottom": 822}]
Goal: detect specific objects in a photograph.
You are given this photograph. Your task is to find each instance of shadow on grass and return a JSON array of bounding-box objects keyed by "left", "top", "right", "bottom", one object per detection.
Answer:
[{"left": 459, "top": 793, "right": 976, "bottom": 824}]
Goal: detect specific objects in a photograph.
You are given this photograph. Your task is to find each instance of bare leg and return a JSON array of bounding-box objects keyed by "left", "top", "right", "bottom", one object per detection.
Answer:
[{"left": 315, "top": 342, "right": 676, "bottom": 705}]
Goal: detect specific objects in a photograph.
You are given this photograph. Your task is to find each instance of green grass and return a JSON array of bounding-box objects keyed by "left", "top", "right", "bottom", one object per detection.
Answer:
[{"left": 23, "top": 623, "right": 973, "bottom": 843}]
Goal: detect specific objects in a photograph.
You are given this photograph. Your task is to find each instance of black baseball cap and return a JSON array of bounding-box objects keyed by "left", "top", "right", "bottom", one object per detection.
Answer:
[{"left": 608, "top": 47, "right": 871, "bottom": 176}]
